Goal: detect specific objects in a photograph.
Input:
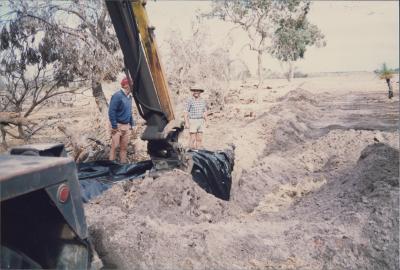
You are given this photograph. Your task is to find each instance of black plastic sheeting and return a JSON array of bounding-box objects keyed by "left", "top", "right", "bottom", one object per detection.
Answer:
[
  {"left": 189, "top": 150, "right": 234, "bottom": 201},
  {"left": 78, "top": 160, "right": 152, "bottom": 202},
  {"left": 78, "top": 150, "right": 234, "bottom": 202}
]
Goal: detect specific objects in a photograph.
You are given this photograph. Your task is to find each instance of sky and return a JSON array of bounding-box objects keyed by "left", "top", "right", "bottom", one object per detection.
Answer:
[{"left": 146, "top": 1, "right": 399, "bottom": 74}]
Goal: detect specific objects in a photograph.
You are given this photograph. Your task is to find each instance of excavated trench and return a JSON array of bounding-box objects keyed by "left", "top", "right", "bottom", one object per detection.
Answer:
[{"left": 83, "top": 88, "right": 399, "bottom": 269}]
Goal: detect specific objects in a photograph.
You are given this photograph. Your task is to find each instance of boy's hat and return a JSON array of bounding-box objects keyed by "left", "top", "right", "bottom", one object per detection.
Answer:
[{"left": 190, "top": 85, "right": 204, "bottom": 92}]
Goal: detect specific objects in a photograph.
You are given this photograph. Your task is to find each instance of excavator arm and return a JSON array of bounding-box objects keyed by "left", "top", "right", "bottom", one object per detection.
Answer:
[
  {"left": 105, "top": 0, "right": 234, "bottom": 201},
  {"left": 105, "top": 0, "right": 184, "bottom": 170}
]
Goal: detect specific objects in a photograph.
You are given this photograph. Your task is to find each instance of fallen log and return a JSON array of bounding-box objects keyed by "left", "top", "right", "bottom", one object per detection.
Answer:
[
  {"left": 57, "top": 124, "right": 83, "bottom": 161},
  {"left": 58, "top": 125, "right": 109, "bottom": 162},
  {"left": 0, "top": 112, "right": 32, "bottom": 126}
]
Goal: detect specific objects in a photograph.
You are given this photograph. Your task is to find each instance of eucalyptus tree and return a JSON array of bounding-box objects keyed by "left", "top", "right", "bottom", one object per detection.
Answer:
[
  {"left": 210, "top": 0, "right": 276, "bottom": 87},
  {"left": 269, "top": 0, "right": 325, "bottom": 81},
  {"left": 4, "top": 0, "right": 122, "bottom": 118}
]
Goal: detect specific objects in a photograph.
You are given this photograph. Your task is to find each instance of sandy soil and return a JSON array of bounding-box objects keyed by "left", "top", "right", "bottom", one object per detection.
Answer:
[
  {"left": 82, "top": 72, "right": 399, "bottom": 269},
  {"left": 3, "top": 72, "right": 399, "bottom": 269}
]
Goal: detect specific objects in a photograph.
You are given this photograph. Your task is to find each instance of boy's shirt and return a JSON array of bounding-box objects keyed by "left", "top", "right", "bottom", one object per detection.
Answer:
[{"left": 185, "top": 97, "right": 207, "bottom": 119}]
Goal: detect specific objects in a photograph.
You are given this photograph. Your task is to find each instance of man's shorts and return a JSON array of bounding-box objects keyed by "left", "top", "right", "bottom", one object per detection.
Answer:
[{"left": 189, "top": 118, "right": 204, "bottom": 133}]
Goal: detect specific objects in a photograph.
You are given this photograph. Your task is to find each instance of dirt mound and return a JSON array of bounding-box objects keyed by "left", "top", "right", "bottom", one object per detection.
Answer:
[
  {"left": 85, "top": 170, "right": 242, "bottom": 269},
  {"left": 277, "top": 88, "right": 318, "bottom": 104},
  {"left": 283, "top": 143, "right": 399, "bottom": 270},
  {"left": 233, "top": 128, "right": 398, "bottom": 214},
  {"left": 87, "top": 170, "right": 240, "bottom": 226},
  {"left": 85, "top": 143, "right": 399, "bottom": 270},
  {"left": 262, "top": 89, "right": 324, "bottom": 154}
]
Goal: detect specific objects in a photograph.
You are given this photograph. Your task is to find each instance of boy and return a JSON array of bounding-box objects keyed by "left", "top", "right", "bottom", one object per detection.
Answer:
[{"left": 184, "top": 85, "right": 208, "bottom": 149}]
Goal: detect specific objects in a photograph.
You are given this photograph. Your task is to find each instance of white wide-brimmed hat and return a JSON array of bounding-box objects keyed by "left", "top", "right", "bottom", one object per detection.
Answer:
[{"left": 190, "top": 85, "right": 205, "bottom": 92}]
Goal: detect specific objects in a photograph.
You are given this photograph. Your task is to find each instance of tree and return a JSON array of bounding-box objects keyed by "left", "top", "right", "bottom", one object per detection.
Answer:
[
  {"left": 269, "top": 1, "right": 325, "bottom": 81},
  {"left": 0, "top": 13, "right": 84, "bottom": 144},
  {"left": 7, "top": 0, "right": 122, "bottom": 120},
  {"left": 0, "top": 0, "right": 122, "bottom": 151},
  {"left": 210, "top": 0, "right": 275, "bottom": 87},
  {"left": 377, "top": 63, "right": 395, "bottom": 99}
]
